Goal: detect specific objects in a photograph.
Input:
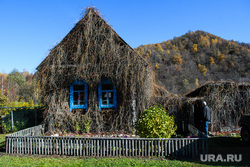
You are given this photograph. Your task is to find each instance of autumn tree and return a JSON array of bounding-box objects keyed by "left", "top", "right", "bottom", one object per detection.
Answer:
[
  {"left": 192, "top": 44, "right": 198, "bottom": 53},
  {"left": 197, "top": 64, "right": 208, "bottom": 76}
]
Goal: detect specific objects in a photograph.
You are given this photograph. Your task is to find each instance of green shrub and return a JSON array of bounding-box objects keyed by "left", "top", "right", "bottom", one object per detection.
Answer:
[
  {"left": 2, "top": 120, "right": 25, "bottom": 133},
  {"left": 83, "top": 115, "right": 91, "bottom": 133},
  {"left": 135, "top": 105, "right": 177, "bottom": 138}
]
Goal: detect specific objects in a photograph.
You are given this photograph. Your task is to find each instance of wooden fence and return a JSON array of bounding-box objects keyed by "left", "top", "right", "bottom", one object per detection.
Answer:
[
  {"left": 6, "top": 125, "right": 208, "bottom": 158},
  {"left": 188, "top": 124, "right": 207, "bottom": 138},
  {"left": 7, "top": 124, "right": 44, "bottom": 137}
]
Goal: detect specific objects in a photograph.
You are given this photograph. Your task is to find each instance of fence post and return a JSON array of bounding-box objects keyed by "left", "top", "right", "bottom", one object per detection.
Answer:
[
  {"left": 35, "top": 108, "right": 37, "bottom": 126},
  {"left": 11, "top": 108, "right": 14, "bottom": 132}
]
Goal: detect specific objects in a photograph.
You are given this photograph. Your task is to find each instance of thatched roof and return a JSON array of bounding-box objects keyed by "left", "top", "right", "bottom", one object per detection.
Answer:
[
  {"left": 185, "top": 81, "right": 250, "bottom": 97},
  {"left": 36, "top": 8, "right": 149, "bottom": 71}
]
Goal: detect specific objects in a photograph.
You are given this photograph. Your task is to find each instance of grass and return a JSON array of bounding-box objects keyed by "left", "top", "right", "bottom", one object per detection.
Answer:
[{"left": 0, "top": 154, "right": 211, "bottom": 167}]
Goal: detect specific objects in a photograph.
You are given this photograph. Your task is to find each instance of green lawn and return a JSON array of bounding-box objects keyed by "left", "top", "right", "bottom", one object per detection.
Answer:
[{"left": 0, "top": 154, "right": 211, "bottom": 167}]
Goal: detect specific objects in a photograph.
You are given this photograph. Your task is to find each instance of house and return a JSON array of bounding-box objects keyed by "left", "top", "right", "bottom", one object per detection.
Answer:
[
  {"left": 36, "top": 8, "right": 167, "bottom": 133},
  {"left": 185, "top": 81, "right": 250, "bottom": 132}
]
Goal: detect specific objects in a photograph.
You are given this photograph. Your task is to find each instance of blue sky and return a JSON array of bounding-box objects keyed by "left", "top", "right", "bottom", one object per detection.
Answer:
[{"left": 0, "top": 0, "right": 249, "bottom": 74}]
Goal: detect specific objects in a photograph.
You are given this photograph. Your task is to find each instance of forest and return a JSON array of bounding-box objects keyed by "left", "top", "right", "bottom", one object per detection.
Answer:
[
  {"left": 0, "top": 69, "right": 42, "bottom": 114},
  {"left": 135, "top": 30, "right": 250, "bottom": 94}
]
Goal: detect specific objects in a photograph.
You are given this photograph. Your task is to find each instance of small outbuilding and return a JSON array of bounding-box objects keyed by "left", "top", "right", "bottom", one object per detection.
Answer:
[{"left": 185, "top": 81, "right": 250, "bottom": 132}]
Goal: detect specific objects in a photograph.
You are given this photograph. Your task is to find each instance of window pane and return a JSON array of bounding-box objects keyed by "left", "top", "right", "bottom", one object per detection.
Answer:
[
  {"left": 109, "top": 99, "right": 114, "bottom": 104},
  {"left": 102, "top": 92, "right": 107, "bottom": 104},
  {"left": 109, "top": 92, "right": 114, "bottom": 104},
  {"left": 80, "top": 101, "right": 84, "bottom": 105},
  {"left": 73, "top": 85, "right": 85, "bottom": 91},
  {"left": 80, "top": 92, "right": 84, "bottom": 101},
  {"left": 73, "top": 92, "right": 78, "bottom": 103},
  {"left": 102, "top": 84, "right": 113, "bottom": 90}
]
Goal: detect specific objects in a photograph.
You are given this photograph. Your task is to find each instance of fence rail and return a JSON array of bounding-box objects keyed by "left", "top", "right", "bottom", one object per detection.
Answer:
[
  {"left": 6, "top": 125, "right": 208, "bottom": 158},
  {"left": 6, "top": 125, "right": 44, "bottom": 137}
]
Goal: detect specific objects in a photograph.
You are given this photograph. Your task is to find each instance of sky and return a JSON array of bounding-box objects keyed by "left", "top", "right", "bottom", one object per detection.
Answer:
[{"left": 0, "top": 0, "right": 249, "bottom": 74}]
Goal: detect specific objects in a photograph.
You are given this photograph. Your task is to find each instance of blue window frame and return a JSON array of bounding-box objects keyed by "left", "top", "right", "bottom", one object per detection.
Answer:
[
  {"left": 98, "top": 79, "right": 117, "bottom": 111},
  {"left": 70, "top": 80, "right": 88, "bottom": 111}
]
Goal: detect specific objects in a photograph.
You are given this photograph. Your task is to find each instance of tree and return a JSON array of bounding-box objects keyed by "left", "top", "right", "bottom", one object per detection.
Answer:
[
  {"left": 194, "top": 78, "right": 200, "bottom": 87},
  {"left": 209, "top": 57, "right": 215, "bottom": 65},
  {"left": 155, "top": 43, "right": 164, "bottom": 53},
  {"left": 192, "top": 44, "right": 198, "bottom": 53},
  {"left": 197, "top": 64, "right": 208, "bottom": 76},
  {"left": 172, "top": 54, "right": 183, "bottom": 65},
  {"left": 0, "top": 90, "right": 8, "bottom": 115}
]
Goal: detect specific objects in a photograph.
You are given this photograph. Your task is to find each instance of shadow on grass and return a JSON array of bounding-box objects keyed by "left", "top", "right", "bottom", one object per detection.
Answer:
[
  {"left": 178, "top": 137, "right": 250, "bottom": 166},
  {"left": 0, "top": 140, "right": 6, "bottom": 153}
]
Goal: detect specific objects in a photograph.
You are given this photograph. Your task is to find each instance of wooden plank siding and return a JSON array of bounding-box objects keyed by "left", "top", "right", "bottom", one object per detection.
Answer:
[{"left": 6, "top": 125, "right": 208, "bottom": 158}]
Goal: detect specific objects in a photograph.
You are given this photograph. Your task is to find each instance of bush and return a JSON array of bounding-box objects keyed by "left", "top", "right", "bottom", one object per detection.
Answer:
[
  {"left": 2, "top": 120, "right": 25, "bottom": 133},
  {"left": 135, "top": 105, "right": 177, "bottom": 138}
]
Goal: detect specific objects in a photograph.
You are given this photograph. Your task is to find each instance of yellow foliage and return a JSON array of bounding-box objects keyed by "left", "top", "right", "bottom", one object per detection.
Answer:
[
  {"left": 217, "top": 53, "right": 226, "bottom": 61},
  {"left": 155, "top": 43, "right": 163, "bottom": 53},
  {"left": 211, "top": 38, "right": 218, "bottom": 46},
  {"left": 197, "top": 64, "right": 208, "bottom": 75},
  {"left": 136, "top": 47, "right": 144, "bottom": 55},
  {"left": 194, "top": 78, "right": 200, "bottom": 87},
  {"left": 199, "top": 35, "right": 210, "bottom": 47},
  {"left": 192, "top": 44, "right": 198, "bottom": 52},
  {"left": 165, "top": 40, "right": 171, "bottom": 46},
  {"left": 166, "top": 49, "right": 170, "bottom": 55},
  {"left": 172, "top": 55, "right": 183, "bottom": 65},
  {"left": 155, "top": 64, "right": 159, "bottom": 69},
  {"left": 147, "top": 49, "right": 152, "bottom": 55},
  {"left": 209, "top": 57, "right": 215, "bottom": 64}
]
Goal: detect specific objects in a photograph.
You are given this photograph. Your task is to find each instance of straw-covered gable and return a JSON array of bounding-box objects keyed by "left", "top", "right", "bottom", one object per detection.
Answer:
[
  {"left": 36, "top": 8, "right": 169, "bottom": 133},
  {"left": 186, "top": 81, "right": 250, "bottom": 131}
]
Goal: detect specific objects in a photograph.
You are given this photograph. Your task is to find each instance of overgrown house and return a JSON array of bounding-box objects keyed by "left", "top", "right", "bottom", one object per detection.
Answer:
[
  {"left": 36, "top": 8, "right": 167, "bottom": 133},
  {"left": 36, "top": 8, "right": 249, "bottom": 134}
]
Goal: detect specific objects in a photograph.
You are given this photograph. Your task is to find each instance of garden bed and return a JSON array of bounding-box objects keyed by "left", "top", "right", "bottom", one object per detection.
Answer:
[{"left": 46, "top": 131, "right": 140, "bottom": 138}]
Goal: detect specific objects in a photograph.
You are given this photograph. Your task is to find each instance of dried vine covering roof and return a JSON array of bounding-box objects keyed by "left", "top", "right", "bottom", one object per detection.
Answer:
[
  {"left": 185, "top": 81, "right": 250, "bottom": 97},
  {"left": 185, "top": 81, "right": 250, "bottom": 131},
  {"left": 35, "top": 7, "right": 169, "bottom": 133},
  {"left": 36, "top": 8, "right": 149, "bottom": 71}
]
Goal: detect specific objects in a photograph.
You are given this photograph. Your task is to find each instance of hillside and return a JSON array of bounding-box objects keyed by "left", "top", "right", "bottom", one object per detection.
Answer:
[{"left": 135, "top": 30, "right": 250, "bottom": 95}]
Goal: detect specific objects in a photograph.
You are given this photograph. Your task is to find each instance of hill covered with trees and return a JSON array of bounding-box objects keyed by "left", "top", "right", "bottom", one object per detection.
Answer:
[{"left": 135, "top": 30, "right": 250, "bottom": 94}]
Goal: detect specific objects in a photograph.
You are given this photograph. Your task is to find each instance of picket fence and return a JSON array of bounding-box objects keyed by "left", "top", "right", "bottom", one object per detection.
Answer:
[{"left": 6, "top": 125, "right": 208, "bottom": 158}]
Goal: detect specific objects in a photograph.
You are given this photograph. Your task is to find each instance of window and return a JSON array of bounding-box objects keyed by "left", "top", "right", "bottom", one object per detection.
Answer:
[
  {"left": 70, "top": 80, "right": 88, "bottom": 111},
  {"left": 98, "top": 79, "right": 117, "bottom": 110}
]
